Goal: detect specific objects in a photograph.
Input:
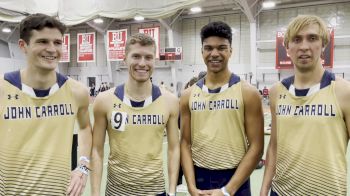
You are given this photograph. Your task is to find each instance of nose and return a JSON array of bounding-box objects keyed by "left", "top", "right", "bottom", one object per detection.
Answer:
[
  {"left": 210, "top": 48, "right": 220, "bottom": 57},
  {"left": 46, "top": 42, "right": 56, "bottom": 52},
  {"left": 138, "top": 57, "right": 147, "bottom": 66},
  {"left": 299, "top": 39, "right": 310, "bottom": 50}
]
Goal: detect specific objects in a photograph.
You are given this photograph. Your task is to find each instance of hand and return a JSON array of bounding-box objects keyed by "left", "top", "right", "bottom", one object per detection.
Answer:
[
  {"left": 206, "top": 189, "right": 224, "bottom": 196},
  {"left": 189, "top": 187, "right": 213, "bottom": 196},
  {"left": 66, "top": 169, "right": 88, "bottom": 196}
]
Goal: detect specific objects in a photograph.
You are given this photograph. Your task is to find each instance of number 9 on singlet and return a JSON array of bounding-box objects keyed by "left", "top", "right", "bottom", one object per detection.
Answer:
[{"left": 111, "top": 111, "right": 128, "bottom": 132}]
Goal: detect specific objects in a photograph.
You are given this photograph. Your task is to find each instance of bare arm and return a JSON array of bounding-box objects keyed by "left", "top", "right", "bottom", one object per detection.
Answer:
[
  {"left": 180, "top": 87, "right": 202, "bottom": 195},
  {"left": 335, "top": 78, "right": 350, "bottom": 141},
  {"left": 260, "top": 84, "right": 278, "bottom": 196},
  {"left": 67, "top": 82, "right": 92, "bottom": 196},
  {"left": 90, "top": 93, "right": 108, "bottom": 196},
  {"left": 165, "top": 92, "right": 180, "bottom": 194},
  {"left": 224, "top": 82, "right": 264, "bottom": 195}
]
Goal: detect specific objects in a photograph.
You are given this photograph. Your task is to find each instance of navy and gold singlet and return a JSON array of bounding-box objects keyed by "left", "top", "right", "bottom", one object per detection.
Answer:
[
  {"left": 0, "top": 71, "right": 77, "bottom": 195},
  {"left": 272, "top": 70, "right": 348, "bottom": 195}
]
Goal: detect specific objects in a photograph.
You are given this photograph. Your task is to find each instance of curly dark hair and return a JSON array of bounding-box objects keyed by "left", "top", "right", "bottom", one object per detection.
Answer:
[
  {"left": 200, "top": 21, "right": 232, "bottom": 45},
  {"left": 20, "top": 13, "right": 66, "bottom": 44}
]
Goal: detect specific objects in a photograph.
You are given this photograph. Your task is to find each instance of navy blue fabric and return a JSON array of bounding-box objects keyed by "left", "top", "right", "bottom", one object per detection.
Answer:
[
  {"left": 130, "top": 100, "right": 145, "bottom": 107},
  {"left": 114, "top": 84, "right": 162, "bottom": 103},
  {"left": 4, "top": 71, "right": 67, "bottom": 95},
  {"left": 156, "top": 192, "right": 166, "bottom": 196},
  {"left": 56, "top": 72, "right": 68, "bottom": 87},
  {"left": 281, "top": 70, "right": 335, "bottom": 97},
  {"left": 114, "top": 84, "right": 125, "bottom": 100},
  {"left": 270, "top": 189, "right": 279, "bottom": 196},
  {"left": 294, "top": 88, "right": 309, "bottom": 96},
  {"left": 281, "top": 75, "right": 293, "bottom": 90},
  {"left": 194, "top": 165, "right": 251, "bottom": 196},
  {"left": 196, "top": 73, "right": 241, "bottom": 93},
  {"left": 33, "top": 88, "right": 50, "bottom": 97},
  {"left": 4, "top": 70, "right": 22, "bottom": 90},
  {"left": 152, "top": 84, "right": 162, "bottom": 102},
  {"left": 208, "top": 87, "right": 221, "bottom": 93}
]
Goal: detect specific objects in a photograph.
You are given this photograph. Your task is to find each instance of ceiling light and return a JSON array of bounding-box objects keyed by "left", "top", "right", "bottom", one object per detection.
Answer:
[
  {"left": 2, "top": 27, "right": 11, "bottom": 33},
  {"left": 134, "top": 15, "right": 144, "bottom": 21},
  {"left": 190, "top": 7, "right": 202, "bottom": 13},
  {"left": 262, "top": 1, "right": 276, "bottom": 8},
  {"left": 93, "top": 18, "right": 103, "bottom": 24}
]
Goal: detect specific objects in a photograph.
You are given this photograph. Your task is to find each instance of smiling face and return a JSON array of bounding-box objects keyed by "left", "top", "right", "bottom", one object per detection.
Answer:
[
  {"left": 286, "top": 24, "right": 323, "bottom": 72},
  {"left": 19, "top": 27, "right": 63, "bottom": 71},
  {"left": 125, "top": 43, "right": 155, "bottom": 83},
  {"left": 202, "top": 36, "right": 232, "bottom": 74}
]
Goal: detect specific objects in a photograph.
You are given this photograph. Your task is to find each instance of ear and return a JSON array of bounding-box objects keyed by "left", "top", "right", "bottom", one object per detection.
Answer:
[{"left": 18, "top": 39, "right": 27, "bottom": 51}]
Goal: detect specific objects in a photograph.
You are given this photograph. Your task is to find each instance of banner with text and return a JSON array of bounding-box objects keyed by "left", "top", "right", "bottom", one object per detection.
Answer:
[
  {"left": 107, "top": 29, "right": 128, "bottom": 61},
  {"left": 60, "top": 34, "right": 70, "bottom": 63},
  {"left": 139, "top": 27, "right": 160, "bottom": 59},
  {"left": 77, "top": 32, "right": 95, "bottom": 62}
]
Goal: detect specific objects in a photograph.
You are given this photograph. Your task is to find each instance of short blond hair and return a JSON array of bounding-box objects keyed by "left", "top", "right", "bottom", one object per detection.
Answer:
[
  {"left": 125, "top": 33, "right": 156, "bottom": 55},
  {"left": 284, "top": 15, "right": 330, "bottom": 48}
]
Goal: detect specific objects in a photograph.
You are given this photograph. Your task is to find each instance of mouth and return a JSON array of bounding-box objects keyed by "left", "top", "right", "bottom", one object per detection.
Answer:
[
  {"left": 41, "top": 55, "right": 57, "bottom": 61},
  {"left": 208, "top": 59, "right": 222, "bottom": 64},
  {"left": 298, "top": 55, "right": 311, "bottom": 60},
  {"left": 135, "top": 69, "right": 148, "bottom": 73}
]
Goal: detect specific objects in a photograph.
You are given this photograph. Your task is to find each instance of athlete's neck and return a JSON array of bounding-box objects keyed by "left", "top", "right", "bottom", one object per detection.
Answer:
[
  {"left": 205, "top": 70, "right": 231, "bottom": 89},
  {"left": 125, "top": 79, "right": 152, "bottom": 101},
  {"left": 293, "top": 65, "right": 325, "bottom": 89},
  {"left": 21, "top": 67, "right": 56, "bottom": 90}
]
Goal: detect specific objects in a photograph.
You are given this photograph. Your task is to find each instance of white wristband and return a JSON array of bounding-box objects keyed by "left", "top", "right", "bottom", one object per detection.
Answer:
[
  {"left": 168, "top": 193, "right": 176, "bottom": 196},
  {"left": 79, "top": 156, "right": 90, "bottom": 163},
  {"left": 221, "top": 186, "right": 230, "bottom": 196},
  {"left": 76, "top": 164, "right": 90, "bottom": 175}
]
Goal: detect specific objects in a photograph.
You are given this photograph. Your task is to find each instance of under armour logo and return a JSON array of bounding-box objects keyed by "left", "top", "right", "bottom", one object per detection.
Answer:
[
  {"left": 279, "top": 94, "right": 286, "bottom": 99},
  {"left": 8, "top": 94, "right": 19, "bottom": 100},
  {"left": 114, "top": 103, "right": 122, "bottom": 108}
]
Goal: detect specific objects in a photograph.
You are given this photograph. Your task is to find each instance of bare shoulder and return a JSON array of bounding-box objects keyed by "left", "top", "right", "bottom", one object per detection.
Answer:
[
  {"left": 180, "top": 86, "right": 194, "bottom": 99},
  {"left": 93, "top": 88, "right": 115, "bottom": 112},
  {"left": 335, "top": 77, "right": 350, "bottom": 94},
  {"left": 162, "top": 89, "right": 178, "bottom": 104},
  {"left": 241, "top": 80, "right": 260, "bottom": 99},
  {"left": 334, "top": 77, "right": 350, "bottom": 108},
  {"left": 68, "top": 79, "right": 89, "bottom": 106},
  {"left": 268, "top": 82, "right": 280, "bottom": 99}
]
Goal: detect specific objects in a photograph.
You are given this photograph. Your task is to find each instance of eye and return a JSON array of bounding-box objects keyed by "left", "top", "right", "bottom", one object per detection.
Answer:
[
  {"left": 54, "top": 40, "right": 62, "bottom": 46},
  {"left": 292, "top": 37, "right": 300, "bottom": 43},
  {"left": 132, "top": 54, "right": 141, "bottom": 59},
  {"left": 218, "top": 46, "right": 229, "bottom": 51},
  {"left": 203, "top": 46, "right": 213, "bottom": 52},
  {"left": 145, "top": 55, "right": 154, "bottom": 60},
  {"left": 37, "top": 40, "right": 48, "bottom": 44},
  {"left": 309, "top": 35, "right": 319, "bottom": 41}
]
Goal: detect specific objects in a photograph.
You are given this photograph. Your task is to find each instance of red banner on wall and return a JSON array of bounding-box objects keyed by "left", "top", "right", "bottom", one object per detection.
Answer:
[
  {"left": 107, "top": 29, "right": 127, "bottom": 61},
  {"left": 139, "top": 27, "right": 160, "bottom": 59},
  {"left": 77, "top": 32, "right": 95, "bottom": 62},
  {"left": 275, "top": 29, "right": 334, "bottom": 69},
  {"left": 60, "top": 34, "right": 70, "bottom": 63}
]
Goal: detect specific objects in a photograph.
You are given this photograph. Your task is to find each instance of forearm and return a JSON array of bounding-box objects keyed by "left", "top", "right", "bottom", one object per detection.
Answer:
[
  {"left": 90, "top": 149, "right": 104, "bottom": 196},
  {"left": 226, "top": 143, "right": 263, "bottom": 194},
  {"left": 180, "top": 141, "right": 197, "bottom": 191},
  {"left": 261, "top": 145, "right": 276, "bottom": 195},
  {"left": 167, "top": 146, "right": 180, "bottom": 193},
  {"left": 78, "top": 126, "right": 92, "bottom": 165}
]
